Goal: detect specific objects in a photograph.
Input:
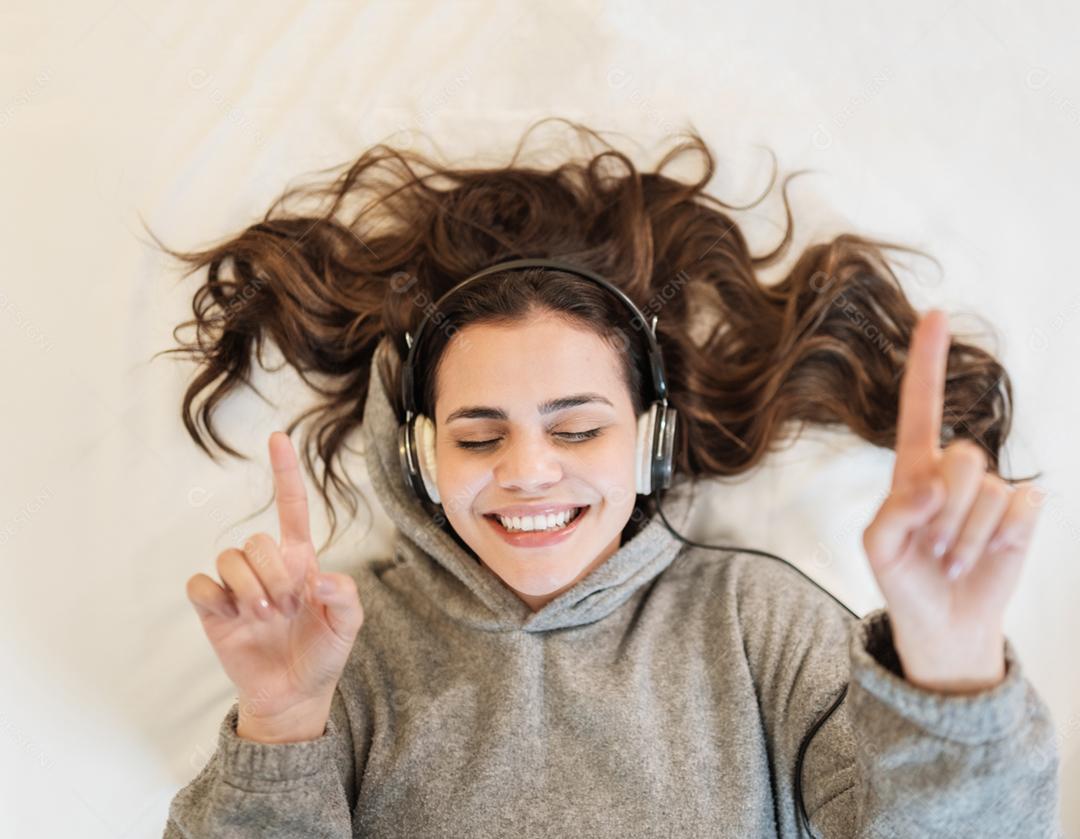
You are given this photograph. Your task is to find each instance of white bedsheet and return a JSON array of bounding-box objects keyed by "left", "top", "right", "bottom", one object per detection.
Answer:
[{"left": 3, "top": 1, "right": 1078, "bottom": 835}]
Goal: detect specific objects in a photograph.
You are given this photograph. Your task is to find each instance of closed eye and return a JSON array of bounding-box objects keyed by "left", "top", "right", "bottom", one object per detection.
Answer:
[{"left": 455, "top": 428, "right": 603, "bottom": 451}]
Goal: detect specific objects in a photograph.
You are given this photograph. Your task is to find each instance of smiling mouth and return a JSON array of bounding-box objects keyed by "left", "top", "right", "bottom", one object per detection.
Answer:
[{"left": 484, "top": 506, "right": 589, "bottom": 534}]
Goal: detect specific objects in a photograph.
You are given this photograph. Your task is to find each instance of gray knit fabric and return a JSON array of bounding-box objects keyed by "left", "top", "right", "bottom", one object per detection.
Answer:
[{"left": 164, "top": 338, "right": 1061, "bottom": 838}]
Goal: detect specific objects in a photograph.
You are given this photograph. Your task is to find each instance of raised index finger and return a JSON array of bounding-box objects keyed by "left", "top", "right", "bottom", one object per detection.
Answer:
[
  {"left": 894, "top": 309, "right": 950, "bottom": 484},
  {"left": 269, "top": 431, "right": 312, "bottom": 548}
]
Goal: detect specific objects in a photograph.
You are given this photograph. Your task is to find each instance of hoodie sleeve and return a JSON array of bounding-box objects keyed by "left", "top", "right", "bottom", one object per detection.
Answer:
[
  {"left": 163, "top": 685, "right": 358, "bottom": 839},
  {"left": 735, "top": 560, "right": 1061, "bottom": 838},
  {"left": 802, "top": 607, "right": 1061, "bottom": 838}
]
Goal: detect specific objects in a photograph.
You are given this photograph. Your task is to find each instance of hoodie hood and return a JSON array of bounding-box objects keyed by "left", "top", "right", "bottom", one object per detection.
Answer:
[{"left": 360, "top": 336, "right": 699, "bottom": 633}]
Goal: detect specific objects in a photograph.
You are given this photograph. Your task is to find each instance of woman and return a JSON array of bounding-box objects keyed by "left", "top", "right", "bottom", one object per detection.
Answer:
[{"left": 159, "top": 120, "right": 1060, "bottom": 837}]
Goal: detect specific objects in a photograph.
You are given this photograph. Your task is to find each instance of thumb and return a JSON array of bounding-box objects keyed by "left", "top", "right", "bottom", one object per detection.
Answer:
[
  {"left": 311, "top": 572, "right": 365, "bottom": 643},
  {"left": 864, "top": 478, "right": 945, "bottom": 571}
]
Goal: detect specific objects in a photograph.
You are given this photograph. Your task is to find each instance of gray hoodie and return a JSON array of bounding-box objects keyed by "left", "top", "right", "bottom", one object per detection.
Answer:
[{"left": 164, "top": 341, "right": 1062, "bottom": 838}]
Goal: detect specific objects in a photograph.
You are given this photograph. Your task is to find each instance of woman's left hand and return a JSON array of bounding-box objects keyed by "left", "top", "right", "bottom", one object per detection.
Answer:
[{"left": 861, "top": 309, "right": 1046, "bottom": 694}]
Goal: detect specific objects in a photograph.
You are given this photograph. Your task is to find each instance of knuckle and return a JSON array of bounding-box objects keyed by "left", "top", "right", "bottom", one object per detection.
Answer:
[
  {"left": 928, "top": 498, "right": 957, "bottom": 526},
  {"left": 1024, "top": 483, "right": 1049, "bottom": 507},
  {"left": 981, "top": 474, "right": 1009, "bottom": 504},
  {"left": 185, "top": 575, "right": 204, "bottom": 600},
  {"left": 1014, "top": 524, "right": 1033, "bottom": 544},
  {"left": 993, "top": 526, "right": 1026, "bottom": 553},
  {"left": 243, "top": 534, "right": 277, "bottom": 569},
  {"left": 996, "top": 525, "right": 1019, "bottom": 544},
  {"left": 242, "top": 594, "right": 268, "bottom": 618},
  {"left": 951, "top": 537, "right": 975, "bottom": 558},
  {"left": 274, "top": 588, "right": 297, "bottom": 613},
  {"left": 949, "top": 439, "right": 986, "bottom": 468},
  {"left": 215, "top": 547, "right": 240, "bottom": 573}
]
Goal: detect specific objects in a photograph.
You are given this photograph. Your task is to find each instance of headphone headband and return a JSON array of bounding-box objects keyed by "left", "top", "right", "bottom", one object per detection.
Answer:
[{"left": 399, "top": 257, "right": 669, "bottom": 421}]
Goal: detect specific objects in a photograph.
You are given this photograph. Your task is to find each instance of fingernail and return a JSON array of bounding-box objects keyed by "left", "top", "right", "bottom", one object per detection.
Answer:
[
  {"left": 256, "top": 597, "right": 272, "bottom": 620},
  {"left": 315, "top": 575, "right": 334, "bottom": 596},
  {"left": 947, "top": 548, "right": 977, "bottom": 580},
  {"left": 932, "top": 535, "right": 949, "bottom": 559}
]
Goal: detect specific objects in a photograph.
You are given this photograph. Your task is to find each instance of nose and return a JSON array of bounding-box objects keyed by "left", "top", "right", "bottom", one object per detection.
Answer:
[{"left": 493, "top": 431, "right": 564, "bottom": 493}]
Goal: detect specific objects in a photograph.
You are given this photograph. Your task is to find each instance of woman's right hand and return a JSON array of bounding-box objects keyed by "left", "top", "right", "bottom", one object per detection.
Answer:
[{"left": 185, "top": 431, "right": 365, "bottom": 741}]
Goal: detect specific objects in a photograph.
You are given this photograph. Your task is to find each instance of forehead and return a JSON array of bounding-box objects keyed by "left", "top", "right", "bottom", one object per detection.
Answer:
[{"left": 433, "top": 318, "right": 628, "bottom": 416}]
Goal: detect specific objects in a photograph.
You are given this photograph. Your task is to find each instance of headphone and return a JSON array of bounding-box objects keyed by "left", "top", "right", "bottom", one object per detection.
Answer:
[
  {"left": 395, "top": 257, "right": 856, "bottom": 838},
  {"left": 398, "top": 257, "right": 678, "bottom": 506}
]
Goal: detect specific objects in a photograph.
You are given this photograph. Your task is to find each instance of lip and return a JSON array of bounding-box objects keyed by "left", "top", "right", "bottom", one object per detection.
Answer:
[
  {"left": 483, "top": 505, "right": 589, "bottom": 548},
  {"left": 485, "top": 503, "right": 584, "bottom": 518}
]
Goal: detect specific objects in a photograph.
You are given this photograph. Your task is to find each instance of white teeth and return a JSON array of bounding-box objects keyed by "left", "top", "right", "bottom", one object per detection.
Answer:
[{"left": 495, "top": 507, "right": 582, "bottom": 533}]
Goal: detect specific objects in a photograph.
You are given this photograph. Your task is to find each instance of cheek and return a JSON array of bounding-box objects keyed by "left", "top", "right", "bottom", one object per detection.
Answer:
[
  {"left": 601, "top": 425, "right": 639, "bottom": 471},
  {"left": 598, "top": 442, "right": 635, "bottom": 482},
  {"left": 434, "top": 449, "right": 486, "bottom": 515},
  {"left": 590, "top": 430, "right": 641, "bottom": 506}
]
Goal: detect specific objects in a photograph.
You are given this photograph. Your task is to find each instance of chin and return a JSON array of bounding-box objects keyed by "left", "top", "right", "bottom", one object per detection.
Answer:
[
  {"left": 494, "top": 557, "right": 589, "bottom": 595},
  {"left": 483, "top": 532, "right": 620, "bottom": 600}
]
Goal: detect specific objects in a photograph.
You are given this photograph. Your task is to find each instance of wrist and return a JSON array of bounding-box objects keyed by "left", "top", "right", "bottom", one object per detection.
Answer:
[
  {"left": 236, "top": 693, "right": 334, "bottom": 744},
  {"left": 889, "top": 618, "right": 1006, "bottom": 695},
  {"left": 901, "top": 658, "right": 1006, "bottom": 694}
]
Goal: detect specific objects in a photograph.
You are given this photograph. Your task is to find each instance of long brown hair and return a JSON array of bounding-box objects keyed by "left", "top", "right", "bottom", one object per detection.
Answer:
[{"left": 149, "top": 117, "right": 1038, "bottom": 554}]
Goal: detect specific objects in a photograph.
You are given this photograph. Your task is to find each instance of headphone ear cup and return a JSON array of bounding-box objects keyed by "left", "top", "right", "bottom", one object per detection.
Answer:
[
  {"left": 653, "top": 405, "right": 677, "bottom": 492},
  {"left": 414, "top": 413, "right": 440, "bottom": 505},
  {"left": 636, "top": 405, "right": 658, "bottom": 496},
  {"left": 398, "top": 421, "right": 420, "bottom": 501}
]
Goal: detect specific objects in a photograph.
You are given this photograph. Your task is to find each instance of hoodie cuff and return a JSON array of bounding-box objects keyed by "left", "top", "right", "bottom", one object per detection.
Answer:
[
  {"left": 217, "top": 701, "right": 339, "bottom": 783},
  {"left": 849, "top": 608, "right": 1027, "bottom": 745}
]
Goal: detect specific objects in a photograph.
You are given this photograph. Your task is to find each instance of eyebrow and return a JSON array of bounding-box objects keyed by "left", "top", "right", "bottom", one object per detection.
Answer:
[{"left": 445, "top": 392, "right": 615, "bottom": 424}]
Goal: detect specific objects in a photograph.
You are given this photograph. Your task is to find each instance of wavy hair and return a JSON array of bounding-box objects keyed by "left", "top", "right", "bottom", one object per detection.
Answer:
[{"left": 149, "top": 117, "right": 1038, "bottom": 553}]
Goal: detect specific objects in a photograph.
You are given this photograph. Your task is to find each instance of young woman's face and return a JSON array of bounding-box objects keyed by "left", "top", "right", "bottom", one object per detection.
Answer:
[{"left": 432, "top": 315, "right": 639, "bottom": 611}]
